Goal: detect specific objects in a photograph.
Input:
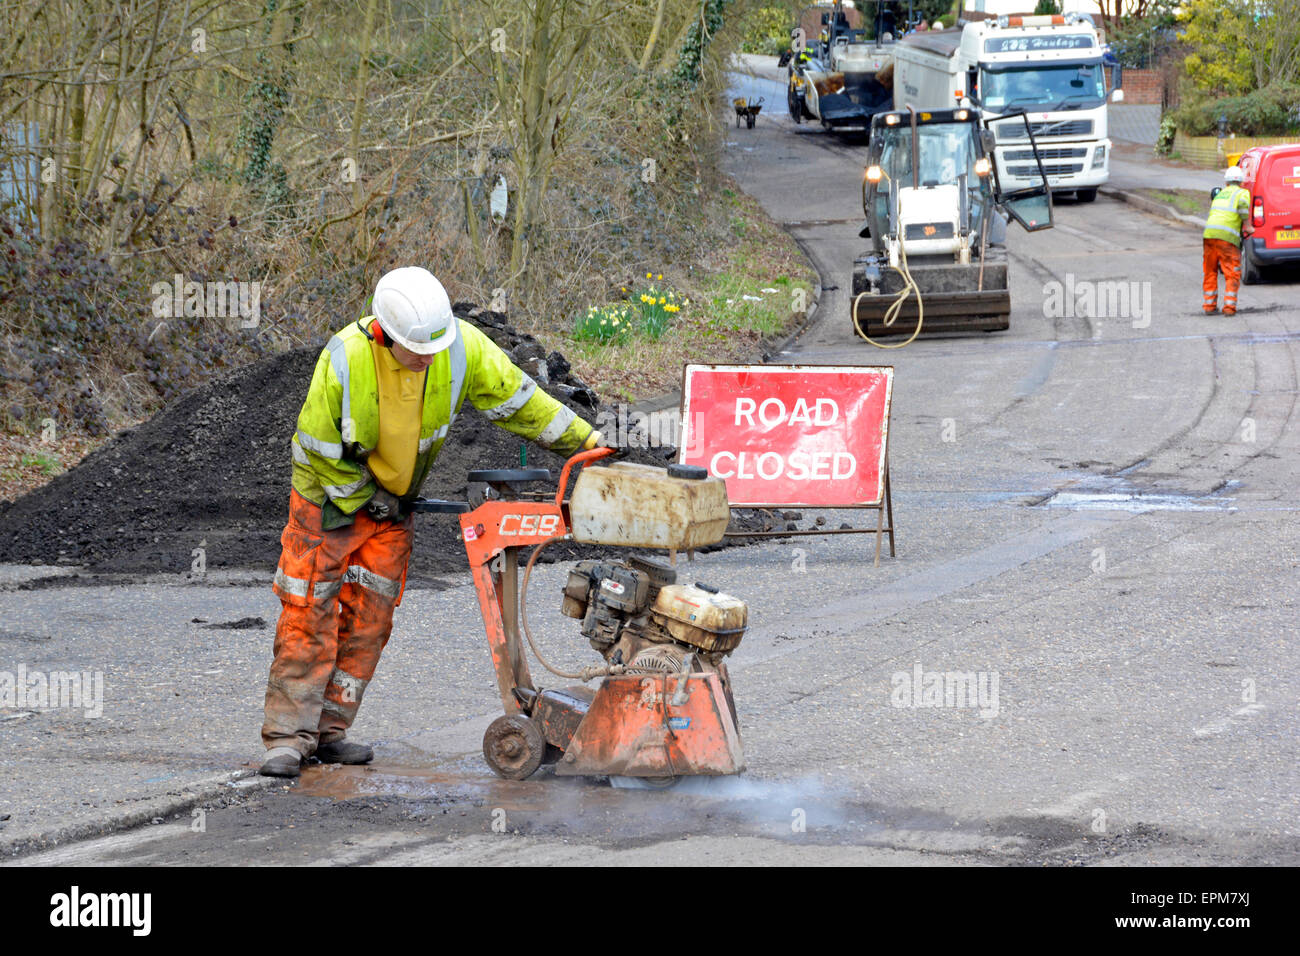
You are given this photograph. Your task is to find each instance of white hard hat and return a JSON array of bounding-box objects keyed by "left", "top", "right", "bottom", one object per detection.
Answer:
[
  {"left": 371, "top": 267, "right": 456, "bottom": 355},
  {"left": 1224, "top": 166, "right": 1245, "bottom": 183}
]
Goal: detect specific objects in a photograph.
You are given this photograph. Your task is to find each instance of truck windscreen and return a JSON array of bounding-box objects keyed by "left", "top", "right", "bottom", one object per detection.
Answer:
[{"left": 980, "top": 60, "right": 1106, "bottom": 112}]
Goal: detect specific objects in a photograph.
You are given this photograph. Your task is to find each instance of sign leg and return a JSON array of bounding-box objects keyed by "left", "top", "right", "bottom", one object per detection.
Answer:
[
  {"left": 885, "top": 461, "right": 896, "bottom": 557},
  {"left": 873, "top": 502, "right": 884, "bottom": 567}
]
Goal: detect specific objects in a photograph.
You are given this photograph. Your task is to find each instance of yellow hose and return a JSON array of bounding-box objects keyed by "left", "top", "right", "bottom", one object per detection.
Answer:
[{"left": 852, "top": 235, "right": 924, "bottom": 349}]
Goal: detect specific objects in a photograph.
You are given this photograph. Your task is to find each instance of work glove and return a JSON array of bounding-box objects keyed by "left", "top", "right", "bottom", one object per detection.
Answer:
[
  {"left": 583, "top": 430, "right": 628, "bottom": 459},
  {"left": 366, "top": 488, "right": 404, "bottom": 521}
]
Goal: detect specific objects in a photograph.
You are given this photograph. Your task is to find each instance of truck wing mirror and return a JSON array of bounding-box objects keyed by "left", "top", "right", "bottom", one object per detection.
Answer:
[{"left": 966, "top": 66, "right": 979, "bottom": 104}]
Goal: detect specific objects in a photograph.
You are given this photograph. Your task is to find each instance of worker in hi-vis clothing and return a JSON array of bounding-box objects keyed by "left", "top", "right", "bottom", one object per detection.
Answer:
[
  {"left": 1202, "top": 166, "right": 1252, "bottom": 316},
  {"left": 260, "top": 266, "right": 601, "bottom": 777}
]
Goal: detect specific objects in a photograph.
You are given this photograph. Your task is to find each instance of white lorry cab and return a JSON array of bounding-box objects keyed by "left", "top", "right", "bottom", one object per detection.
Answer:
[{"left": 891, "top": 13, "right": 1123, "bottom": 201}]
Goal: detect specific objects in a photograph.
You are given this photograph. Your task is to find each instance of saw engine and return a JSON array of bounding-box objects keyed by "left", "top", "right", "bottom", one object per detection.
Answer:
[
  {"left": 560, "top": 554, "right": 747, "bottom": 676},
  {"left": 453, "top": 451, "right": 750, "bottom": 782}
]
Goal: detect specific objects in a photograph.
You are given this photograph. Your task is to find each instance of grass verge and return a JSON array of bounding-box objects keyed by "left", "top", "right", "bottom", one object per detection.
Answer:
[
  {"left": 545, "top": 181, "right": 816, "bottom": 403},
  {"left": 1137, "top": 187, "right": 1209, "bottom": 217}
]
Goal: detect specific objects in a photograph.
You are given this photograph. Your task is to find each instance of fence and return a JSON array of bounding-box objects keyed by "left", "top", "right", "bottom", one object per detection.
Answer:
[{"left": 1172, "top": 131, "right": 1300, "bottom": 167}]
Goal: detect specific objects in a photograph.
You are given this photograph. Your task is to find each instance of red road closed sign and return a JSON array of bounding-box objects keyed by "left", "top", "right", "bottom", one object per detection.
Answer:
[{"left": 679, "top": 364, "right": 894, "bottom": 508}]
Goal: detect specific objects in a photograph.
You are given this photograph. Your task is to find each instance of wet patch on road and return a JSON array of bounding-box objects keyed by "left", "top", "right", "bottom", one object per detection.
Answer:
[
  {"left": 14, "top": 757, "right": 1296, "bottom": 866},
  {"left": 1039, "top": 476, "right": 1239, "bottom": 513}
]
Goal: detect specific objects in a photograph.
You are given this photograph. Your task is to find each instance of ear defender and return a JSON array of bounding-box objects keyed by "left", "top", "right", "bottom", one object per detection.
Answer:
[{"left": 371, "top": 321, "right": 387, "bottom": 346}]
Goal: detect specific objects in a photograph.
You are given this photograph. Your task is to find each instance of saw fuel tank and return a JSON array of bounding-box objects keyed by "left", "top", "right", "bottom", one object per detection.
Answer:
[{"left": 568, "top": 461, "right": 730, "bottom": 549}]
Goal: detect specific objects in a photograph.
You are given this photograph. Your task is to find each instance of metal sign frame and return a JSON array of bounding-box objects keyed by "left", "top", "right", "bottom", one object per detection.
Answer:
[{"left": 678, "top": 363, "right": 896, "bottom": 565}]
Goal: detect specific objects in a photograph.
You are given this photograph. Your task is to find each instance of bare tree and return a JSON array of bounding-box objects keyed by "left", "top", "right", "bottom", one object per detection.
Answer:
[{"left": 1244, "top": 0, "right": 1300, "bottom": 89}]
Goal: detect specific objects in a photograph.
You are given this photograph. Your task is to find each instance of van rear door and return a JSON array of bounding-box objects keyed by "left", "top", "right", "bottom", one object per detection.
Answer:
[{"left": 1259, "top": 146, "right": 1300, "bottom": 250}]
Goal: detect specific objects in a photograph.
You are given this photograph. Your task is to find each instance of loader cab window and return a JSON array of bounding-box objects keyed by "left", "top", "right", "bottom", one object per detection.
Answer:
[
  {"left": 870, "top": 120, "right": 992, "bottom": 236},
  {"left": 875, "top": 123, "right": 979, "bottom": 189},
  {"left": 980, "top": 60, "right": 1106, "bottom": 112}
]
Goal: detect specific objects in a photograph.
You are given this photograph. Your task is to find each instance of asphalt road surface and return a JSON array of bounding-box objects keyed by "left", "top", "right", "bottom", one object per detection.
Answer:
[{"left": 2, "top": 66, "right": 1297, "bottom": 866}]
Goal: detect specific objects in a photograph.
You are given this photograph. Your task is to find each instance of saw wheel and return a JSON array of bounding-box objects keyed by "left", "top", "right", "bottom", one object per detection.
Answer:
[{"left": 483, "top": 714, "right": 547, "bottom": 780}]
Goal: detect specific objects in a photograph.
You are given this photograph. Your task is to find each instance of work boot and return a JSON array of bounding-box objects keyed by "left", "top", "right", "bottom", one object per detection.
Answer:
[
  {"left": 1203, "top": 308, "right": 1218, "bottom": 315},
  {"left": 1224, "top": 309, "right": 1236, "bottom": 316},
  {"left": 315, "top": 739, "right": 374, "bottom": 765},
  {"left": 259, "top": 746, "right": 304, "bottom": 778}
]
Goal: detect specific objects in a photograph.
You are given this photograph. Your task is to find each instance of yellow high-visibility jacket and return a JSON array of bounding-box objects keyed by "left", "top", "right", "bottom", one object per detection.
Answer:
[
  {"left": 1204, "top": 184, "right": 1251, "bottom": 247},
  {"left": 291, "top": 316, "right": 593, "bottom": 526}
]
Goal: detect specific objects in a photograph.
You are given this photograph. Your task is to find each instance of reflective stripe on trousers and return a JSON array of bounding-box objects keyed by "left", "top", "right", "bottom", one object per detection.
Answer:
[
  {"left": 262, "top": 489, "right": 413, "bottom": 755},
  {"left": 1202, "top": 238, "right": 1241, "bottom": 313}
]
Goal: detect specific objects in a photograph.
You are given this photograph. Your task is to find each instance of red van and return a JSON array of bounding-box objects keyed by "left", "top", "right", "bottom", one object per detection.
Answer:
[{"left": 1238, "top": 143, "right": 1300, "bottom": 283}]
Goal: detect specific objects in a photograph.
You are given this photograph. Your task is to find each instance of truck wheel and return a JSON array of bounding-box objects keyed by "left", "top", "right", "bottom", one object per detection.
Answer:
[
  {"left": 787, "top": 86, "right": 802, "bottom": 123},
  {"left": 1242, "top": 243, "right": 1261, "bottom": 285},
  {"left": 1076, "top": 188, "right": 1098, "bottom": 203}
]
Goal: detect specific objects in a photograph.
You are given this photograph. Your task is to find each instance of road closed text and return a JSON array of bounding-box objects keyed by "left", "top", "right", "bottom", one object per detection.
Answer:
[
  {"left": 711, "top": 448, "right": 856, "bottom": 481},
  {"left": 711, "top": 397, "right": 855, "bottom": 482}
]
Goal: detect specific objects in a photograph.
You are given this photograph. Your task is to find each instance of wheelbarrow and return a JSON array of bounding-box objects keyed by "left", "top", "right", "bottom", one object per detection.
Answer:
[{"left": 733, "top": 97, "right": 764, "bottom": 129}]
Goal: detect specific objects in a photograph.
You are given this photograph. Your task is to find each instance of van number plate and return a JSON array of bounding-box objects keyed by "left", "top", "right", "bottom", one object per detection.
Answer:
[{"left": 1277, "top": 228, "right": 1300, "bottom": 241}]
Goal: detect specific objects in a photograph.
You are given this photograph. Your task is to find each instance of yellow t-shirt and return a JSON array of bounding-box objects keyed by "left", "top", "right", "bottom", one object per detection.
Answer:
[{"left": 366, "top": 334, "right": 424, "bottom": 496}]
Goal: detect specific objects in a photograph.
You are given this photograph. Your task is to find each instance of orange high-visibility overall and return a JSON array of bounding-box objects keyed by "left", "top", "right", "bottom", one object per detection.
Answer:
[
  {"left": 260, "top": 489, "right": 412, "bottom": 756},
  {"left": 1202, "top": 238, "right": 1242, "bottom": 315}
]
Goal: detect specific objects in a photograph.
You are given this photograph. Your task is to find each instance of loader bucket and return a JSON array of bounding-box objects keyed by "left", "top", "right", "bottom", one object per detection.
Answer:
[
  {"left": 553, "top": 672, "right": 745, "bottom": 778},
  {"left": 817, "top": 92, "right": 873, "bottom": 127},
  {"left": 852, "top": 257, "right": 1011, "bottom": 337}
]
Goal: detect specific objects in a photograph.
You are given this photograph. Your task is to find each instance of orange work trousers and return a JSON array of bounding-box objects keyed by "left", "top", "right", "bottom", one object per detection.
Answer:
[
  {"left": 1202, "top": 238, "right": 1242, "bottom": 314},
  {"left": 261, "top": 489, "right": 413, "bottom": 756}
]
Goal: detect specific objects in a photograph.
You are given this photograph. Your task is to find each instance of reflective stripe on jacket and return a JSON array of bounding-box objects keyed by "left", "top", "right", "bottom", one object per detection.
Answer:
[
  {"left": 1203, "top": 184, "right": 1250, "bottom": 247},
  {"left": 291, "top": 317, "right": 593, "bottom": 520}
]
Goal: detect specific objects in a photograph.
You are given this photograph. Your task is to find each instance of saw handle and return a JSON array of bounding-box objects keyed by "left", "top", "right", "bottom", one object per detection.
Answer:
[{"left": 554, "top": 446, "right": 617, "bottom": 507}]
